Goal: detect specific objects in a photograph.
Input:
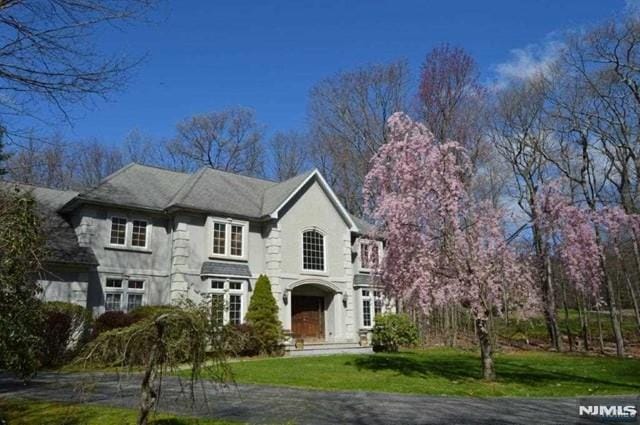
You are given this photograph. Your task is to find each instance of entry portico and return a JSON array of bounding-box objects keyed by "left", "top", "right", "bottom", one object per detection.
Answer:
[{"left": 283, "top": 278, "right": 346, "bottom": 343}]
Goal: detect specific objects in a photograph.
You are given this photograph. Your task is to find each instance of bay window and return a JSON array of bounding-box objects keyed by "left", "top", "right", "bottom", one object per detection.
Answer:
[
  {"left": 210, "top": 278, "right": 246, "bottom": 325},
  {"left": 104, "top": 278, "right": 145, "bottom": 312},
  {"left": 361, "top": 289, "right": 384, "bottom": 328}
]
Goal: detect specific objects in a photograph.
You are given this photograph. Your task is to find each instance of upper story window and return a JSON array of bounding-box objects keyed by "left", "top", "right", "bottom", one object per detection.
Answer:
[
  {"left": 110, "top": 217, "right": 127, "bottom": 245},
  {"left": 302, "top": 229, "right": 325, "bottom": 272},
  {"left": 109, "top": 216, "right": 150, "bottom": 250},
  {"left": 209, "top": 218, "right": 248, "bottom": 259},
  {"left": 131, "top": 220, "right": 148, "bottom": 248},
  {"left": 359, "top": 239, "right": 383, "bottom": 271}
]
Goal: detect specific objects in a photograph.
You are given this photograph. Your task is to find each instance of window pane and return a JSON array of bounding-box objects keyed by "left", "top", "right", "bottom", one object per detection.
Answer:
[
  {"left": 362, "top": 299, "right": 371, "bottom": 327},
  {"left": 213, "top": 222, "right": 226, "bottom": 255},
  {"left": 110, "top": 217, "right": 126, "bottom": 245},
  {"left": 128, "top": 280, "right": 144, "bottom": 290},
  {"left": 211, "top": 294, "right": 225, "bottom": 327},
  {"left": 229, "top": 294, "right": 242, "bottom": 325},
  {"left": 374, "top": 299, "right": 383, "bottom": 316},
  {"left": 362, "top": 290, "right": 370, "bottom": 297},
  {"left": 127, "top": 294, "right": 143, "bottom": 311},
  {"left": 131, "top": 220, "right": 148, "bottom": 247},
  {"left": 361, "top": 242, "right": 380, "bottom": 269},
  {"left": 211, "top": 280, "right": 225, "bottom": 290},
  {"left": 230, "top": 225, "right": 243, "bottom": 256},
  {"left": 105, "top": 293, "right": 122, "bottom": 311},
  {"left": 229, "top": 281, "right": 242, "bottom": 290},
  {"left": 106, "top": 279, "right": 122, "bottom": 288},
  {"left": 302, "top": 230, "right": 324, "bottom": 271}
]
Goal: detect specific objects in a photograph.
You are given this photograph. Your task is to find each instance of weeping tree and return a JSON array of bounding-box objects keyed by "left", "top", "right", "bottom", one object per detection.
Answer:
[
  {"left": 77, "top": 300, "right": 231, "bottom": 425},
  {"left": 364, "top": 113, "right": 539, "bottom": 380}
]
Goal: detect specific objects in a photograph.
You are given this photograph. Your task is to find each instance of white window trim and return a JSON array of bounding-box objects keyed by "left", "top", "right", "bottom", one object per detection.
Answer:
[
  {"left": 109, "top": 216, "right": 128, "bottom": 247},
  {"left": 107, "top": 214, "right": 152, "bottom": 251},
  {"left": 360, "top": 288, "right": 384, "bottom": 329},
  {"left": 209, "top": 278, "right": 246, "bottom": 325},
  {"left": 358, "top": 239, "right": 384, "bottom": 272},
  {"left": 301, "top": 227, "right": 327, "bottom": 274},
  {"left": 130, "top": 217, "right": 151, "bottom": 250},
  {"left": 208, "top": 217, "right": 249, "bottom": 261},
  {"left": 103, "top": 277, "right": 147, "bottom": 312}
]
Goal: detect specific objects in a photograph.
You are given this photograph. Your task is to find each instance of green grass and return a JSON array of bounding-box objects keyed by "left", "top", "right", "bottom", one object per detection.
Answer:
[
  {"left": 0, "top": 398, "right": 238, "bottom": 425},
  {"left": 221, "top": 348, "right": 640, "bottom": 397}
]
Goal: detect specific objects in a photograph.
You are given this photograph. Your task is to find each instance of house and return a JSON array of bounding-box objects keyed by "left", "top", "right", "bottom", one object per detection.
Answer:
[{"left": 12, "top": 163, "right": 387, "bottom": 346}]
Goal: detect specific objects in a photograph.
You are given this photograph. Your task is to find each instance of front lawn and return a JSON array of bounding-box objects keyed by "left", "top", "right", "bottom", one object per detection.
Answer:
[
  {"left": 0, "top": 398, "right": 238, "bottom": 425},
  {"left": 222, "top": 348, "right": 640, "bottom": 397}
]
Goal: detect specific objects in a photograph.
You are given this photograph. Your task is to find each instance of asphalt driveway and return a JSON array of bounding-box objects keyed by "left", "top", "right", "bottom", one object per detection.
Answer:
[{"left": 0, "top": 372, "right": 637, "bottom": 424}]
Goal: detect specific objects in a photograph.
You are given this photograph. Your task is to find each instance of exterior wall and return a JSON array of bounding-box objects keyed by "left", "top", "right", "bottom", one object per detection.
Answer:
[
  {"left": 276, "top": 181, "right": 356, "bottom": 342},
  {"left": 71, "top": 205, "right": 172, "bottom": 314},
  {"left": 38, "top": 268, "right": 90, "bottom": 307}
]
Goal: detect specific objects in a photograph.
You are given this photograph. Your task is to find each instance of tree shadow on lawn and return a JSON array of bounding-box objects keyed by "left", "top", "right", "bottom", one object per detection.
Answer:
[{"left": 348, "top": 352, "right": 640, "bottom": 391}]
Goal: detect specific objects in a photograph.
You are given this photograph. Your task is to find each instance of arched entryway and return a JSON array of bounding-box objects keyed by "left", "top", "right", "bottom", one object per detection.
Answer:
[{"left": 287, "top": 279, "right": 342, "bottom": 342}]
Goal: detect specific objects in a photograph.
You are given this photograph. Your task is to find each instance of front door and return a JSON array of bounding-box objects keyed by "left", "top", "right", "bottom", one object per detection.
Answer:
[{"left": 292, "top": 295, "right": 325, "bottom": 341}]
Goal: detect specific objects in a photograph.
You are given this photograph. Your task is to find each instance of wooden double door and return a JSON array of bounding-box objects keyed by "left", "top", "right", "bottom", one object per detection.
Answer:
[{"left": 291, "top": 295, "right": 325, "bottom": 341}]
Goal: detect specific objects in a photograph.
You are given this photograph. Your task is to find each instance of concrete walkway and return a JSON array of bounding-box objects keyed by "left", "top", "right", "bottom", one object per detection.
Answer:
[{"left": 0, "top": 372, "right": 636, "bottom": 424}]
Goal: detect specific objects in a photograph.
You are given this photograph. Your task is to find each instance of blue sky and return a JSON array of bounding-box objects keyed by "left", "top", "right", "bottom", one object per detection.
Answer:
[{"left": 55, "top": 0, "right": 628, "bottom": 147}]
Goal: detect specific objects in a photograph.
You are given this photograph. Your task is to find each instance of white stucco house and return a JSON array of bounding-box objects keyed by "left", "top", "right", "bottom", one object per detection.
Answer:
[{"left": 18, "top": 163, "right": 387, "bottom": 349}]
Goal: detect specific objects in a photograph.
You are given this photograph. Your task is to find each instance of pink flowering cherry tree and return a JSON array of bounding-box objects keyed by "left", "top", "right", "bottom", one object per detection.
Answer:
[{"left": 364, "top": 112, "right": 538, "bottom": 380}]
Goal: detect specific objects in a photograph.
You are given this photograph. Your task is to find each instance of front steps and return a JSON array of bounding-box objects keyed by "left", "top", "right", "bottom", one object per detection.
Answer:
[{"left": 285, "top": 341, "right": 373, "bottom": 357}]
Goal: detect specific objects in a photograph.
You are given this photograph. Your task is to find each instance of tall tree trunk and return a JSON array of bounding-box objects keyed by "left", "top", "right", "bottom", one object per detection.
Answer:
[
  {"left": 595, "top": 303, "right": 605, "bottom": 354},
  {"left": 623, "top": 273, "right": 640, "bottom": 334},
  {"left": 475, "top": 318, "right": 495, "bottom": 381},
  {"left": 577, "top": 295, "right": 590, "bottom": 351},
  {"left": 560, "top": 278, "right": 573, "bottom": 351},
  {"left": 600, "top": 252, "right": 625, "bottom": 357},
  {"left": 542, "top": 249, "right": 561, "bottom": 350}
]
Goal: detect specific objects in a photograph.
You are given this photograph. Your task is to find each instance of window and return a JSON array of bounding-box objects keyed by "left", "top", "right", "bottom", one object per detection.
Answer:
[
  {"left": 210, "top": 279, "right": 245, "bottom": 325},
  {"left": 110, "top": 217, "right": 127, "bottom": 245},
  {"left": 362, "top": 289, "right": 384, "bottom": 328},
  {"left": 213, "top": 222, "right": 226, "bottom": 255},
  {"left": 360, "top": 240, "right": 382, "bottom": 270},
  {"left": 229, "top": 294, "right": 242, "bottom": 325},
  {"left": 104, "top": 278, "right": 145, "bottom": 312},
  {"left": 211, "top": 294, "right": 224, "bottom": 327},
  {"left": 362, "top": 290, "right": 371, "bottom": 327},
  {"left": 131, "top": 220, "right": 148, "bottom": 247},
  {"left": 302, "top": 230, "right": 325, "bottom": 271},
  {"left": 230, "top": 225, "right": 243, "bottom": 256},
  {"left": 108, "top": 216, "right": 151, "bottom": 249},
  {"left": 105, "top": 293, "right": 122, "bottom": 311},
  {"left": 210, "top": 219, "right": 247, "bottom": 258}
]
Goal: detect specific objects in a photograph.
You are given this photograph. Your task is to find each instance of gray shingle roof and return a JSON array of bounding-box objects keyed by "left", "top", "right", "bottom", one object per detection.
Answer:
[
  {"left": 78, "top": 164, "right": 191, "bottom": 211},
  {"left": 62, "top": 163, "right": 361, "bottom": 231},
  {"left": 201, "top": 261, "right": 251, "bottom": 277},
  {"left": 167, "top": 167, "right": 275, "bottom": 217},
  {"left": 68, "top": 163, "right": 331, "bottom": 220},
  {"left": 1, "top": 183, "right": 98, "bottom": 266}
]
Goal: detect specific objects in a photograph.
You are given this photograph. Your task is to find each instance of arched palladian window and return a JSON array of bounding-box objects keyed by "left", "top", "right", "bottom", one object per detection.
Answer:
[{"left": 302, "top": 229, "right": 325, "bottom": 271}]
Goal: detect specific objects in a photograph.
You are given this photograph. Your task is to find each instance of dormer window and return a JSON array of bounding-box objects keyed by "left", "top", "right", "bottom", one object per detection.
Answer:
[
  {"left": 302, "top": 229, "right": 325, "bottom": 272},
  {"left": 209, "top": 218, "right": 247, "bottom": 259}
]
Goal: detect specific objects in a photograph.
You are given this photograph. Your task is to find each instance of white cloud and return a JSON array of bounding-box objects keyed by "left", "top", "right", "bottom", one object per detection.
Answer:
[{"left": 491, "top": 40, "right": 564, "bottom": 89}]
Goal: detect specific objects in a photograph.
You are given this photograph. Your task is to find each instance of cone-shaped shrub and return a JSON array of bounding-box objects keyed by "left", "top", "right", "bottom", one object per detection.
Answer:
[{"left": 245, "top": 275, "right": 283, "bottom": 355}]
